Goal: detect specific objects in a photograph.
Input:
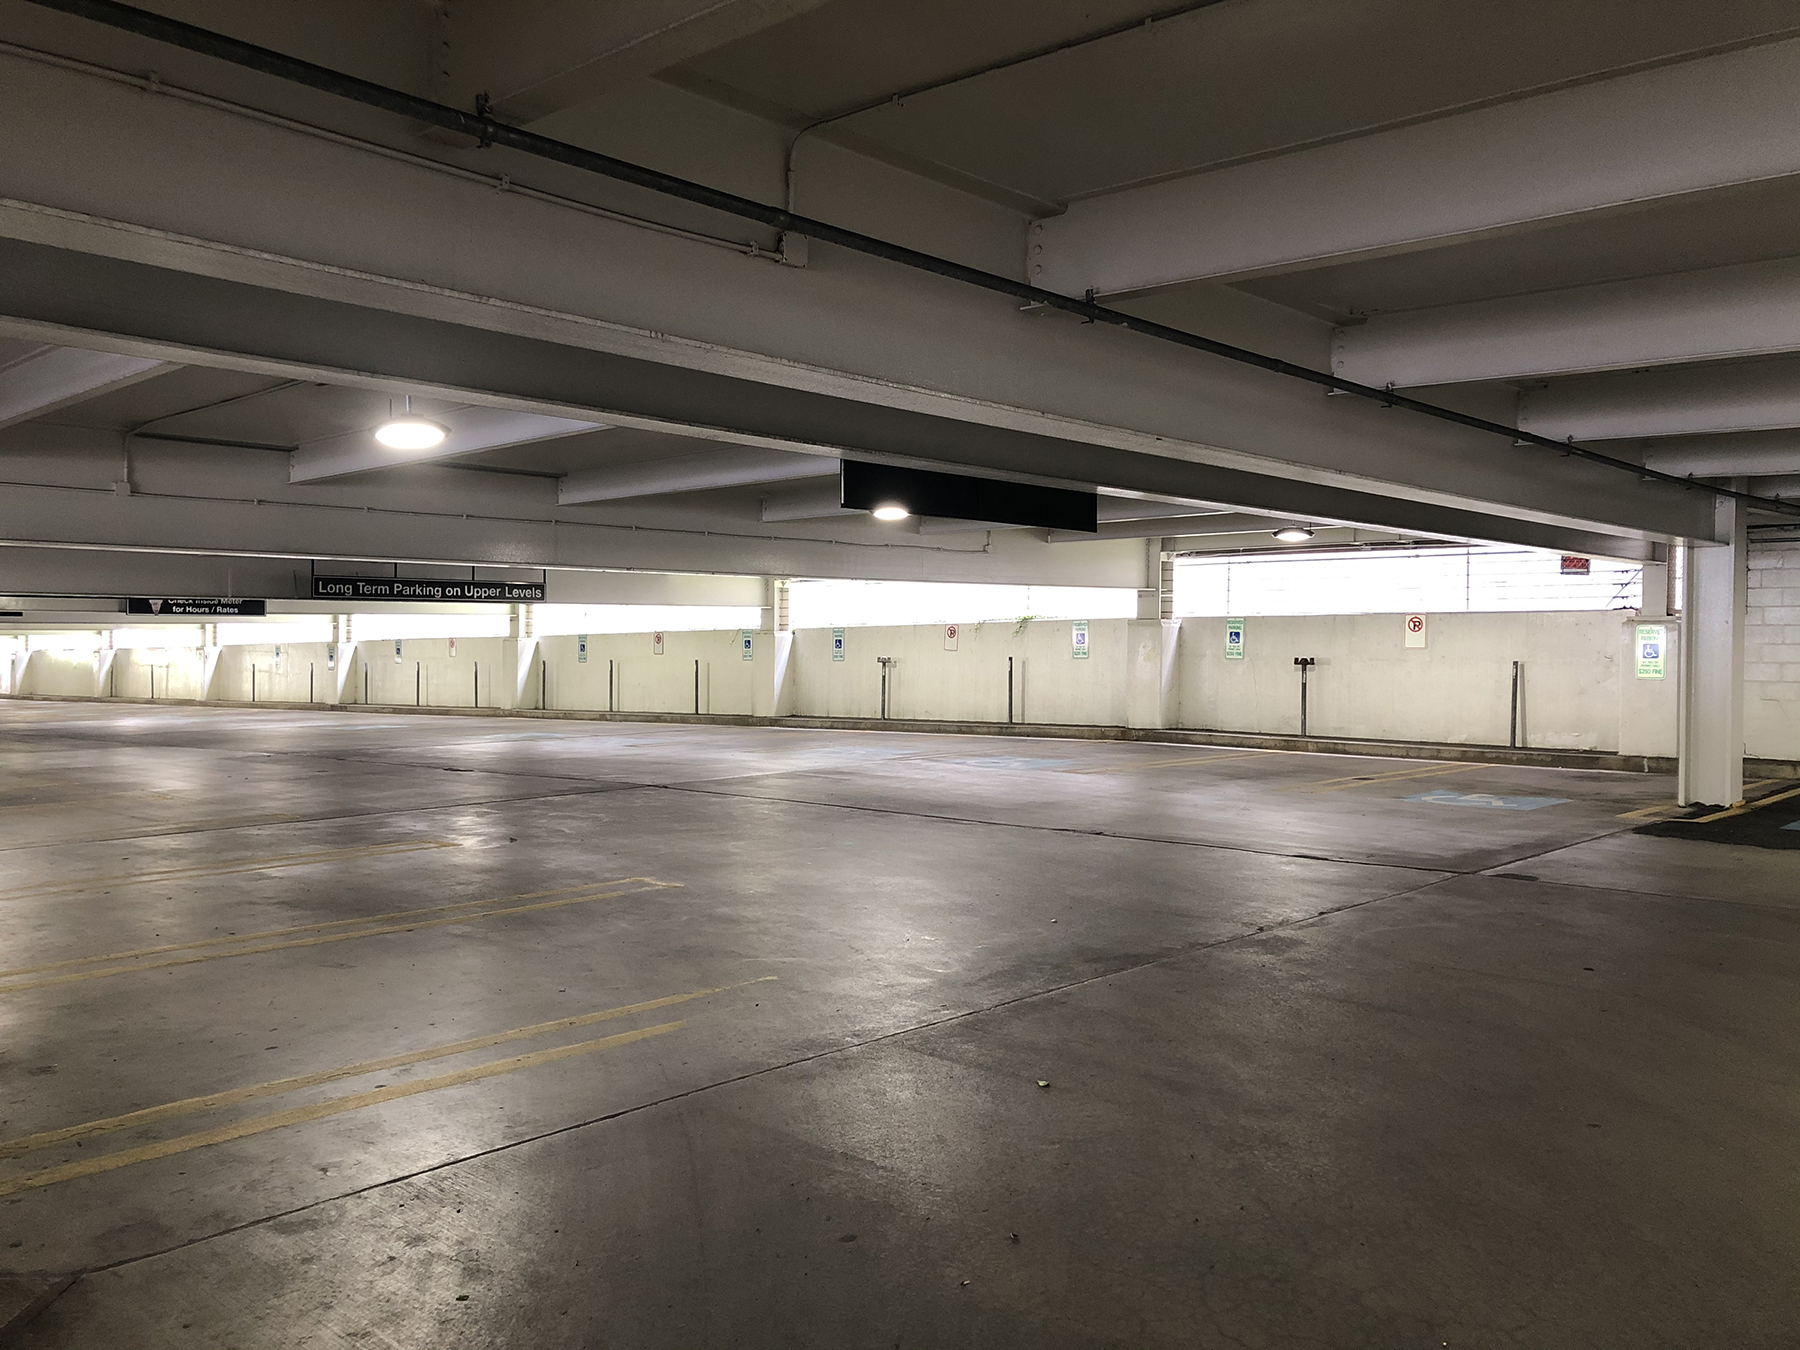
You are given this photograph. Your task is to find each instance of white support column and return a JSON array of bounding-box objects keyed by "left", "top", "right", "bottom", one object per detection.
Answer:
[
  {"left": 200, "top": 623, "right": 224, "bottom": 701},
  {"left": 752, "top": 578, "right": 796, "bottom": 718},
  {"left": 329, "top": 615, "right": 357, "bottom": 704},
  {"left": 93, "top": 630, "right": 116, "bottom": 697},
  {"left": 1678, "top": 502, "right": 1748, "bottom": 806},
  {"left": 506, "top": 604, "right": 542, "bottom": 711},
  {"left": 1127, "top": 544, "right": 1180, "bottom": 729}
]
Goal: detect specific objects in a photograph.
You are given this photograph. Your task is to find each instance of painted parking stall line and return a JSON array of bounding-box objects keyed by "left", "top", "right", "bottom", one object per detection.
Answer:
[{"left": 1407, "top": 789, "right": 1572, "bottom": 811}]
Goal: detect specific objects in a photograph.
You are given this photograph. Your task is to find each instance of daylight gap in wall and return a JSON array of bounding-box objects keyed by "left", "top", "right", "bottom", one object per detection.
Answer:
[{"left": 1175, "top": 546, "right": 1643, "bottom": 617}]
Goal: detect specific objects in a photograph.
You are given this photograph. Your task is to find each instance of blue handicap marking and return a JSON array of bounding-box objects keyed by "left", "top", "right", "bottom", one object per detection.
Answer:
[{"left": 1406, "top": 789, "right": 1571, "bottom": 811}]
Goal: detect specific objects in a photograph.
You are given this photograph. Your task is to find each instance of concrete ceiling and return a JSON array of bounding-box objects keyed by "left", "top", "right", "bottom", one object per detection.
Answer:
[
  {"left": 0, "top": 0, "right": 1795, "bottom": 607},
  {"left": 673, "top": 0, "right": 1800, "bottom": 203}
]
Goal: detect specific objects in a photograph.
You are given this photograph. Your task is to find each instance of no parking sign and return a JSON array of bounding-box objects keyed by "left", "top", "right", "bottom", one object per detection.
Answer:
[
  {"left": 944, "top": 624, "right": 959, "bottom": 651},
  {"left": 1404, "top": 613, "right": 1427, "bottom": 649}
]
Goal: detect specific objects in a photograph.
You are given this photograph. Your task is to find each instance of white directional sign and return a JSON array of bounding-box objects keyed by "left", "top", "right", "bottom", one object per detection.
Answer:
[{"left": 1224, "top": 619, "right": 1245, "bottom": 660}]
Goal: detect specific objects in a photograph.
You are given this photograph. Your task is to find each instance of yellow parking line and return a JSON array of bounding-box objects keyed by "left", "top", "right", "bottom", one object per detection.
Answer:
[
  {"left": 0, "top": 1021, "right": 686, "bottom": 1198},
  {"left": 1287, "top": 763, "right": 1482, "bottom": 794},
  {"left": 1692, "top": 782, "right": 1800, "bottom": 824},
  {"left": 0, "top": 840, "right": 459, "bottom": 905},
  {"left": 0, "top": 879, "right": 639, "bottom": 981},
  {"left": 0, "top": 879, "right": 679, "bottom": 995},
  {"left": 0, "top": 977, "right": 772, "bottom": 1161},
  {"left": 1617, "top": 802, "right": 1680, "bottom": 820}
]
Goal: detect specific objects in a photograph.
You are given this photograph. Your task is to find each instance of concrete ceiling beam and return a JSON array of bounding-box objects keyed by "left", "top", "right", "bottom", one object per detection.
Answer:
[
  {"left": 1519, "top": 359, "right": 1800, "bottom": 442},
  {"left": 1033, "top": 38, "right": 1800, "bottom": 297},
  {"left": 759, "top": 478, "right": 856, "bottom": 522},
  {"left": 1096, "top": 497, "right": 1231, "bottom": 523},
  {"left": 1048, "top": 513, "right": 1289, "bottom": 544},
  {"left": 0, "top": 56, "right": 1726, "bottom": 544},
  {"left": 0, "top": 544, "right": 769, "bottom": 606},
  {"left": 1332, "top": 256, "right": 1800, "bottom": 389},
  {"left": 560, "top": 448, "right": 836, "bottom": 504},
  {"left": 289, "top": 407, "right": 604, "bottom": 483},
  {"left": 1638, "top": 434, "right": 1800, "bottom": 479},
  {"left": 0, "top": 344, "right": 171, "bottom": 430},
  {"left": 0, "top": 478, "right": 1151, "bottom": 588},
  {"left": 441, "top": 0, "right": 835, "bottom": 124}
]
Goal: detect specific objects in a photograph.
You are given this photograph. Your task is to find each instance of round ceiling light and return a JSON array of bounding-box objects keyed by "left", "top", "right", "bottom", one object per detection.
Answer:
[
  {"left": 872, "top": 504, "right": 910, "bottom": 521},
  {"left": 374, "top": 415, "right": 449, "bottom": 451},
  {"left": 1273, "top": 525, "right": 1315, "bottom": 543}
]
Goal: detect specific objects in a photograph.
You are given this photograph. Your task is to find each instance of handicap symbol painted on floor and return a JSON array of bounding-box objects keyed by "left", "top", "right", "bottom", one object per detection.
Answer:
[{"left": 1406, "top": 789, "right": 1572, "bottom": 811}]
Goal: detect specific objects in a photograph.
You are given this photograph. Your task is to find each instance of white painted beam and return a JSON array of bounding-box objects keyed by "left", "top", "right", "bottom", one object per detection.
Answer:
[
  {"left": 1035, "top": 38, "right": 1800, "bottom": 297},
  {"left": 760, "top": 478, "right": 855, "bottom": 522},
  {"left": 1741, "top": 474, "right": 1800, "bottom": 498},
  {"left": 1049, "top": 513, "right": 1288, "bottom": 544},
  {"left": 561, "top": 448, "right": 835, "bottom": 504},
  {"left": 0, "top": 345, "right": 169, "bottom": 430},
  {"left": 754, "top": 483, "right": 1219, "bottom": 527},
  {"left": 913, "top": 517, "right": 1013, "bottom": 535},
  {"left": 445, "top": 0, "right": 834, "bottom": 124},
  {"left": 290, "top": 407, "right": 603, "bottom": 483},
  {"left": 1519, "top": 359, "right": 1800, "bottom": 443},
  {"left": 1097, "top": 497, "right": 1231, "bottom": 523},
  {"left": 1333, "top": 257, "right": 1800, "bottom": 389},
  {"left": 1639, "top": 434, "right": 1800, "bottom": 479},
  {"left": 0, "top": 51, "right": 1722, "bottom": 546}
]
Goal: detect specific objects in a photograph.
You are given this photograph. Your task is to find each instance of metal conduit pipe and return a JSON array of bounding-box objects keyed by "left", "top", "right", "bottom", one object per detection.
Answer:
[{"left": 25, "top": 0, "right": 1800, "bottom": 522}]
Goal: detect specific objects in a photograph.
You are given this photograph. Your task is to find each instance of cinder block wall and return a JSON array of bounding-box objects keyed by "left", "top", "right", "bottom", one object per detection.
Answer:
[{"left": 1747, "top": 541, "right": 1800, "bottom": 760}]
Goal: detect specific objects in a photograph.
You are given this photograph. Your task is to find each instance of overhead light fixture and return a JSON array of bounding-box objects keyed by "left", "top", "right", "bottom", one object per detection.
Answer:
[
  {"left": 374, "top": 396, "right": 448, "bottom": 451},
  {"left": 871, "top": 503, "right": 911, "bottom": 521},
  {"left": 1273, "top": 525, "right": 1315, "bottom": 543}
]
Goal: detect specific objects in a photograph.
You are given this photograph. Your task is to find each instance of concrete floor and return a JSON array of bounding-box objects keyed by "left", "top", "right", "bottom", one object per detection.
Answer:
[{"left": 1, "top": 701, "right": 1796, "bottom": 1348}]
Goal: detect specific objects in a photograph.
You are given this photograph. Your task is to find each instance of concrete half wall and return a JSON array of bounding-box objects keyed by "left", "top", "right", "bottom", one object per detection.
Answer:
[{"left": 19, "top": 606, "right": 1794, "bottom": 761}]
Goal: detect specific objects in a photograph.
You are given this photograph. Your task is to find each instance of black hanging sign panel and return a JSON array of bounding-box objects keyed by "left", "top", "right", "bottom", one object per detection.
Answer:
[
  {"left": 127, "top": 598, "right": 267, "bottom": 616},
  {"left": 311, "top": 577, "right": 545, "bottom": 602},
  {"left": 840, "top": 461, "right": 1097, "bottom": 532}
]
